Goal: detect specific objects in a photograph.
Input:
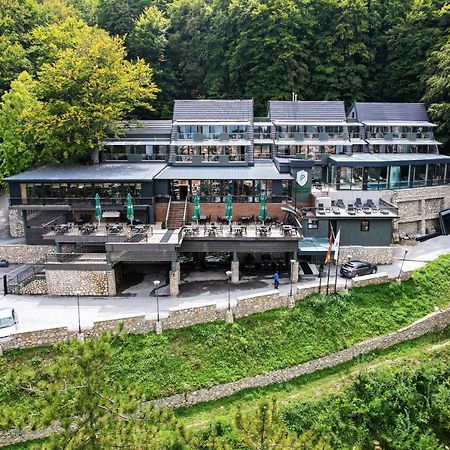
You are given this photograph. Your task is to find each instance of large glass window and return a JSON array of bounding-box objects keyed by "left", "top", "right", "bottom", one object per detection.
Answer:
[
  {"left": 339, "top": 167, "right": 352, "bottom": 190},
  {"left": 367, "top": 167, "right": 388, "bottom": 190},
  {"left": 352, "top": 167, "right": 363, "bottom": 189},
  {"left": 427, "top": 164, "right": 445, "bottom": 185},
  {"left": 389, "top": 165, "right": 410, "bottom": 189},
  {"left": 254, "top": 144, "right": 271, "bottom": 159},
  {"left": 412, "top": 165, "right": 426, "bottom": 187}
]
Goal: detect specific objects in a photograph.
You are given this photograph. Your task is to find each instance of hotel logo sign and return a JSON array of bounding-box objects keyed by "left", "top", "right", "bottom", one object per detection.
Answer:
[{"left": 296, "top": 170, "right": 308, "bottom": 187}]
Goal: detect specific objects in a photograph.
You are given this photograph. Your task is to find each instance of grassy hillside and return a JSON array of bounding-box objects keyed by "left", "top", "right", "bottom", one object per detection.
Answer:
[{"left": 1, "top": 254, "right": 449, "bottom": 430}]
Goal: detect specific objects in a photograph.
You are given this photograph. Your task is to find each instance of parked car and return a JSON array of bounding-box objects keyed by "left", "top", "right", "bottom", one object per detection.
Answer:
[
  {"left": 0, "top": 308, "right": 18, "bottom": 340},
  {"left": 340, "top": 261, "right": 377, "bottom": 278},
  {"left": 0, "top": 259, "right": 9, "bottom": 268}
]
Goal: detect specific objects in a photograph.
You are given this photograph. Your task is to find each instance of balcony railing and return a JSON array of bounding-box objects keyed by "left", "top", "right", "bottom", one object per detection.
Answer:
[
  {"left": 367, "top": 132, "right": 435, "bottom": 140},
  {"left": 254, "top": 132, "right": 272, "bottom": 140},
  {"left": 188, "top": 194, "right": 292, "bottom": 204},
  {"left": 175, "top": 154, "right": 247, "bottom": 163},
  {"left": 103, "top": 153, "right": 168, "bottom": 162},
  {"left": 276, "top": 132, "right": 345, "bottom": 141},
  {"left": 174, "top": 132, "right": 249, "bottom": 141}
]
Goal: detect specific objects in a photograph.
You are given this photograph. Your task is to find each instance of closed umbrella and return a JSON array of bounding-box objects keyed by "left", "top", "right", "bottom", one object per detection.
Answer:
[
  {"left": 95, "top": 193, "right": 102, "bottom": 225},
  {"left": 259, "top": 193, "right": 267, "bottom": 224},
  {"left": 192, "top": 193, "right": 201, "bottom": 224},
  {"left": 126, "top": 193, "right": 134, "bottom": 225},
  {"left": 225, "top": 193, "right": 233, "bottom": 224}
]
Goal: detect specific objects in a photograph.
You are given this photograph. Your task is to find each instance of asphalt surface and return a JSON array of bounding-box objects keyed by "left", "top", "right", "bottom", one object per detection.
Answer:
[{"left": 0, "top": 235, "right": 449, "bottom": 333}]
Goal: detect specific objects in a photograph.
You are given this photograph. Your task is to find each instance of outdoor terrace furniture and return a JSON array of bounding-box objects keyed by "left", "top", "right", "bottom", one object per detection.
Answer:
[
  {"left": 317, "top": 204, "right": 326, "bottom": 215},
  {"left": 347, "top": 204, "right": 356, "bottom": 215},
  {"left": 337, "top": 199, "right": 345, "bottom": 209},
  {"left": 363, "top": 206, "right": 372, "bottom": 214},
  {"left": 355, "top": 198, "right": 362, "bottom": 208},
  {"left": 107, "top": 223, "right": 123, "bottom": 234},
  {"left": 365, "top": 199, "right": 376, "bottom": 208},
  {"left": 282, "top": 224, "right": 294, "bottom": 236},
  {"left": 239, "top": 215, "right": 253, "bottom": 224},
  {"left": 54, "top": 224, "right": 70, "bottom": 235},
  {"left": 256, "top": 225, "right": 271, "bottom": 236},
  {"left": 380, "top": 208, "right": 389, "bottom": 215},
  {"left": 331, "top": 207, "right": 341, "bottom": 215},
  {"left": 232, "top": 224, "right": 247, "bottom": 236},
  {"left": 79, "top": 223, "right": 97, "bottom": 235}
]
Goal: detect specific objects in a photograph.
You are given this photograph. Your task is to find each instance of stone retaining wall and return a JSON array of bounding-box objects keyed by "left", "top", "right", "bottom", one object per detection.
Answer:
[
  {"left": 338, "top": 245, "right": 394, "bottom": 265},
  {"left": 0, "top": 244, "right": 55, "bottom": 264},
  {"left": 154, "top": 306, "right": 450, "bottom": 409},
  {"left": 18, "top": 277, "right": 48, "bottom": 295},
  {"left": 1, "top": 271, "right": 416, "bottom": 353},
  {"left": 8, "top": 209, "right": 24, "bottom": 238},
  {"left": 381, "top": 185, "right": 450, "bottom": 236},
  {"left": 352, "top": 272, "right": 389, "bottom": 288},
  {"left": 234, "top": 291, "right": 289, "bottom": 318},
  {"left": 45, "top": 269, "right": 117, "bottom": 296}
]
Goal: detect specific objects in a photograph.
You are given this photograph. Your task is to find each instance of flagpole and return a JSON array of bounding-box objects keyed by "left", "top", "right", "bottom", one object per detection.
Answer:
[
  {"left": 334, "top": 228, "right": 341, "bottom": 294},
  {"left": 326, "top": 225, "right": 335, "bottom": 296}
]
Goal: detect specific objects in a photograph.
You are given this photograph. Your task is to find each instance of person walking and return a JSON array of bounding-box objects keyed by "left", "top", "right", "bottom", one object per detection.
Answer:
[{"left": 273, "top": 271, "right": 279, "bottom": 289}]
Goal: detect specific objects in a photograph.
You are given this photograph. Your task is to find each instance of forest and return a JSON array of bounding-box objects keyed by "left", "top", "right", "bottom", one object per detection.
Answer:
[{"left": 0, "top": 0, "right": 449, "bottom": 179}]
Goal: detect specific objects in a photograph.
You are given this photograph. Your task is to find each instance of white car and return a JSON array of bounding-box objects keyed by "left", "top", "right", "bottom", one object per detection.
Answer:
[{"left": 0, "top": 308, "right": 18, "bottom": 340}]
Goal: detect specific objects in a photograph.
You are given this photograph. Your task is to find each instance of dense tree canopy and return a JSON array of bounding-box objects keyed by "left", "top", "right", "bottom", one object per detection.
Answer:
[{"left": 0, "top": 0, "right": 449, "bottom": 179}]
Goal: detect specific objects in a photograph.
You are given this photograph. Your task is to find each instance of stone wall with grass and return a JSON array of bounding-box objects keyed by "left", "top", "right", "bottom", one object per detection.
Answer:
[
  {"left": 1, "top": 272, "right": 416, "bottom": 353},
  {"left": 154, "top": 306, "right": 450, "bottom": 409}
]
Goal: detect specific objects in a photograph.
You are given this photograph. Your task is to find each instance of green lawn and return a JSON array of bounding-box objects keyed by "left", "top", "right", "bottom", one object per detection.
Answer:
[{"left": 1, "top": 254, "right": 449, "bottom": 430}]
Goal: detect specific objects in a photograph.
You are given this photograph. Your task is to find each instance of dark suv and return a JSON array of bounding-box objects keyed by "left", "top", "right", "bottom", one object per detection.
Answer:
[{"left": 340, "top": 261, "right": 377, "bottom": 278}]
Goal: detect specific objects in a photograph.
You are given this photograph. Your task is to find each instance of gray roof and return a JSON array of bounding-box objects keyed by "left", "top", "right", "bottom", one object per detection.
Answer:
[
  {"left": 269, "top": 101, "right": 346, "bottom": 123},
  {"left": 328, "top": 153, "right": 450, "bottom": 167},
  {"left": 173, "top": 100, "right": 253, "bottom": 122},
  {"left": 354, "top": 103, "right": 430, "bottom": 123},
  {"left": 4, "top": 163, "right": 167, "bottom": 182},
  {"left": 155, "top": 162, "right": 292, "bottom": 180}
]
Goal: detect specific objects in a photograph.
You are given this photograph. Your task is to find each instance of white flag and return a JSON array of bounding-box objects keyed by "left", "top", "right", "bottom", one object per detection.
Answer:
[{"left": 333, "top": 229, "right": 341, "bottom": 264}]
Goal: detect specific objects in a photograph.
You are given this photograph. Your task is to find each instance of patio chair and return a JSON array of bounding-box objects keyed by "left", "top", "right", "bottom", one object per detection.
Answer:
[
  {"left": 317, "top": 203, "right": 326, "bottom": 215},
  {"left": 337, "top": 199, "right": 345, "bottom": 209},
  {"left": 347, "top": 204, "right": 356, "bottom": 215},
  {"left": 355, "top": 198, "right": 362, "bottom": 208}
]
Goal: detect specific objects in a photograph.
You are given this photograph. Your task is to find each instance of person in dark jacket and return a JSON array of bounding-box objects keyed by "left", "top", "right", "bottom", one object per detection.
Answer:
[{"left": 273, "top": 271, "right": 279, "bottom": 289}]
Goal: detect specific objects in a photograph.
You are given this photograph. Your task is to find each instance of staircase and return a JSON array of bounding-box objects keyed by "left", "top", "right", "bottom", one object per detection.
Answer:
[{"left": 166, "top": 201, "right": 186, "bottom": 229}]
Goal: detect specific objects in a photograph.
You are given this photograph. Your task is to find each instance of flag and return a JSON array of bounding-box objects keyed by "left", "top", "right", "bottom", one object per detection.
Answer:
[
  {"left": 333, "top": 229, "right": 341, "bottom": 264},
  {"left": 325, "top": 225, "right": 335, "bottom": 264}
]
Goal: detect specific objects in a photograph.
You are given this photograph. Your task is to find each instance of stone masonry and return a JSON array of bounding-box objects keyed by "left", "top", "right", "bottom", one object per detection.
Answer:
[
  {"left": 381, "top": 185, "right": 450, "bottom": 236},
  {"left": 45, "top": 268, "right": 117, "bottom": 296},
  {"left": 154, "top": 306, "right": 450, "bottom": 409},
  {"left": 338, "top": 245, "right": 394, "bottom": 265},
  {"left": 8, "top": 209, "right": 25, "bottom": 238},
  {"left": 234, "top": 290, "right": 289, "bottom": 319},
  {"left": 0, "top": 244, "right": 55, "bottom": 264}
]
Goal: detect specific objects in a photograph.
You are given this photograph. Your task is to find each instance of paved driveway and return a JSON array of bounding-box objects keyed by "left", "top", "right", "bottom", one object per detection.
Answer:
[{"left": 0, "top": 235, "right": 449, "bottom": 333}]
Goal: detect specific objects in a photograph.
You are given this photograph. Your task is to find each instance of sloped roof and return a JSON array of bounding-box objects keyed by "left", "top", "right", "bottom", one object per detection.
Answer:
[
  {"left": 354, "top": 103, "right": 430, "bottom": 123},
  {"left": 173, "top": 100, "right": 253, "bottom": 122},
  {"left": 4, "top": 163, "right": 167, "bottom": 182},
  {"left": 268, "top": 101, "right": 346, "bottom": 123}
]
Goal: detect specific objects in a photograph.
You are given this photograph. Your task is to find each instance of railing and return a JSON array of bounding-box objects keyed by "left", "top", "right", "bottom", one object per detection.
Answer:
[
  {"left": 254, "top": 133, "right": 272, "bottom": 140},
  {"left": 174, "top": 154, "right": 247, "bottom": 163},
  {"left": 174, "top": 132, "right": 249, "bottom": 141},
  {"left": 165, "top": 195, "right": 172, "bottom": 226},
  {"left": 5, "top": 265, "right": 44, "bottom": 294},
  {"left": 182, "top": 196, "right": 188, "bottom": 225},
  {"left": 187, "top": 194, "right": 292, "bottom": 204},
  {"left": 45, "top": 253, "right": 108, "bottom": 263},
  {"left": 367, "top": 132, "right": 435, "bottom": 140},
  {"left": 9, "top": 196, "right": 154, "bottom": 207},
  {"left": 103, "top": 153, "right": 168, "bottom": 162},
  {"left": 276, "top": 132, "right": 345, "bottom": 140}
]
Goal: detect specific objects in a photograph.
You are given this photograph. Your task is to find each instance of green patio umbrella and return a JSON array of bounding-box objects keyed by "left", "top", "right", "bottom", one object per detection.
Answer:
[
  {"left": 126, "top": 193, "right": 134, "bottom": 225},
  {"left": 224, "top": 193, "right": 233, "bottom": 224},
  {"left": 94, "top": 193, "right": 102, "bottom": 224},
  {"left": 192, "top": 193, "right": 201, "bottom": 223},
  {"left": 259, "top": 193, "right": 267, "bottom": 223}
]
